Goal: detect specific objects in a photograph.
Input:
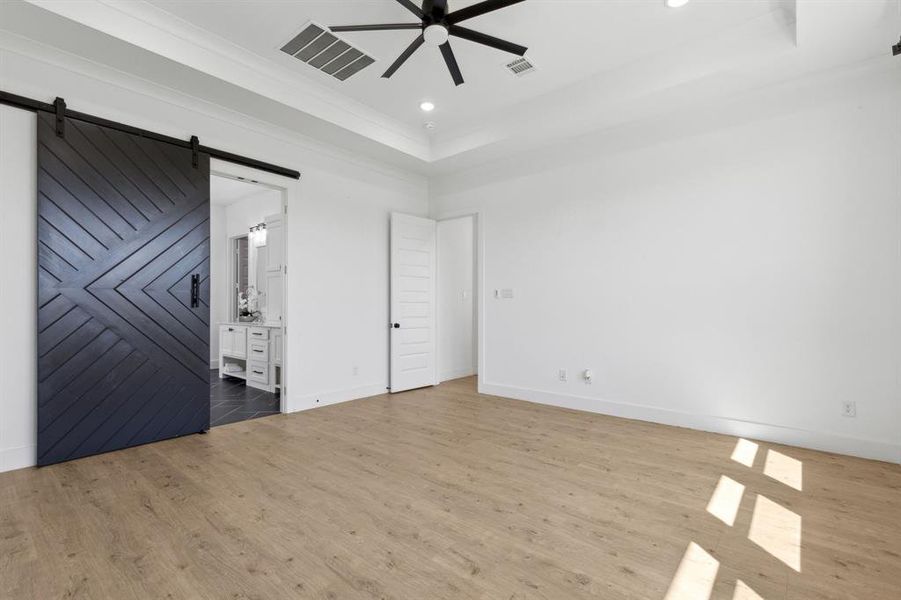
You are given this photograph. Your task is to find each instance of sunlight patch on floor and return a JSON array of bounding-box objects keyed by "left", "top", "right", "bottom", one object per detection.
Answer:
[
  {"left": 664, "top": 542, "right": 720, "bottom": 600},
  {"left": 733, "top": 580, "right": 766, "bottom": 600},
  {"left": 731, "top": 438, "right": 759, "bottom": 468},
  {"left": 748, "top": 494, "right": 802, "bottom": 572},
  {"left": 706, "top": 475, "right": 745, "bottom": 526},
  {"left": 763, "top": 449, "right": 803, "bottom": 491}
]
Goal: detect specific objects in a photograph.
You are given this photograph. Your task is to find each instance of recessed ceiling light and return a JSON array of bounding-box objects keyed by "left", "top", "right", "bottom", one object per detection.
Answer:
[
  {"left": 419, "top": 101, "right": 435, "bottom": 112},
  {"left": 665, "top": 0, "right": 690, "bottom": 7}
]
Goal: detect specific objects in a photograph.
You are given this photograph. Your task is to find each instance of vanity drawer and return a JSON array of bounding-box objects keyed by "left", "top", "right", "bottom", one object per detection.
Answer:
[
  {"left": 247, "top": 361, "right": 269, "bottom": 385},
  {"left": 248, "top": 340, "right": 269, "bottom": 362},
  {"left": 248, "top": 327, "right": 269, "bottom": 341}
]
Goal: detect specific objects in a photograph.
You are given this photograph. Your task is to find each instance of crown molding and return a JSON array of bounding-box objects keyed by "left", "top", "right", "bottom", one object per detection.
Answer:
[{"left": 26, "top": 0, "right": 432, "bottom": 161}]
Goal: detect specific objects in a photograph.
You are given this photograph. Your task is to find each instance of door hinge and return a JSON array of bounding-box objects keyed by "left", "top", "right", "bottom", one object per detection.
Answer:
[
  {"left": 190, "top": 135, "right": 200, "bottom": 168},
  {"left": 53, "top": 97, "right": 66, "bottom": 138}
]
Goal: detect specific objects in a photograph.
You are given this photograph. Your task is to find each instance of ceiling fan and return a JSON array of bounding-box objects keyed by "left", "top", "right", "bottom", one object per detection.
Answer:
[{"left": 330, "top": 0, "right": 528, "bottom": 86}]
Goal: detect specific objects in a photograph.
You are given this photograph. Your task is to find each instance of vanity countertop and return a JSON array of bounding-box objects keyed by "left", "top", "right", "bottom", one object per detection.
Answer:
[{"left": 220, "top": 321, "right": 282, "bottom": 328}]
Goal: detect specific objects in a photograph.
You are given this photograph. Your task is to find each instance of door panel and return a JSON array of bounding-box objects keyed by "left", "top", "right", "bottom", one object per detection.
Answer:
[
  {"left": 390, "top": 213, "right": 437, "bottom": 393},
  {"left": 36, "top": 112, "right": 210, "bottom": 466}
]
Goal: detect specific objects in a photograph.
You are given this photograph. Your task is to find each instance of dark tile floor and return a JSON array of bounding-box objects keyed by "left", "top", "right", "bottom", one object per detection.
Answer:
[{"left": 210, "top": 369, "right": 280, "bottom": 427}]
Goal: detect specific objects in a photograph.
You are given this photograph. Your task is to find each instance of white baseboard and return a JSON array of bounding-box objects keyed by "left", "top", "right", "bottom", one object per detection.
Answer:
[
  {"left": 439, "top": 367, "right": 477, "bottom": 383},
  {"left": 479, "top": 382, "right": 901, "bottom": 464},
  {"left": 1, "top": 444, "right": 36, "bottom": 473},
  {"left": 210, "top": 359, "right": 219, "bottom": 370},
  {"left": 291, "top": 382, "right": 388, "bottom": 413}
]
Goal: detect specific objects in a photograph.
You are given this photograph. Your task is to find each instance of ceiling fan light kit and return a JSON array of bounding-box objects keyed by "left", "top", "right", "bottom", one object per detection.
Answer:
[
  {"left": 330, "top": 0, "right": 529, "bottom": 86},
  {"left": 424, "top": 24, "right": 449, "bottom": 46}
]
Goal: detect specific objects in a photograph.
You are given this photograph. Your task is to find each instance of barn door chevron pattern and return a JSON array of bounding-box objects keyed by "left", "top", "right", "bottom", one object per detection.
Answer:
[{"left": 37, "top": 112, "right": 211, "bottom": 466}]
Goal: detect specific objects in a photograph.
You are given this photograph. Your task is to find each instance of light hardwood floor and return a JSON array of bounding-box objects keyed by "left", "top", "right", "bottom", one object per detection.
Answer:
[{"left": 1, "top": 377, "right": 899, "bottom": 599}]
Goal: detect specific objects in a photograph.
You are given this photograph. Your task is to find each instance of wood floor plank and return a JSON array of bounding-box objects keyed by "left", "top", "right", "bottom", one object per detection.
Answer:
[{"left": 1, "top": 377, "right": 899, "bottom": 599}]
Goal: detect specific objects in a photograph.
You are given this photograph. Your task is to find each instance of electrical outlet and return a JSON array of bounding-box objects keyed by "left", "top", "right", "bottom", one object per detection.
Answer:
[
  {"left": 841, "top": 401, "right": 856, "bottom": 418},
  {"left": 558, "top": 369, "right": 567, "bottom": 382},
  {"left": 352, "top": 365, "right": 359, "bottom": 376},
  {"left": 583, "top": 369, "right": 593, "bottom": 384}
]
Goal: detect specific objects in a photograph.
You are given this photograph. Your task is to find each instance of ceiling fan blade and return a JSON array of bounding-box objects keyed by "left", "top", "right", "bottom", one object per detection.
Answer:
[
  {"left": 448, "top": 25, "right": 527, "bottom": 56},
  {"left": 330, "top": 23, "right": 423, "bottom": 32},
  {"left": 395, "top": 0, "right": 425, "bottom": 19},
  {"left": 382, "top": 34, "right": 426, "bottom": 78},
  {"left": 446, "top": 0, "right": 526, "bottom": 24},
  {"left": 439, "top": 41, "right": 464, "bottom": 86}
]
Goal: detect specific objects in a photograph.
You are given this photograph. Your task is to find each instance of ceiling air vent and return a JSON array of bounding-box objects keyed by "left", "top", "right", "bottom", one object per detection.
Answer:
[
  {"left": 280, "top": 22, "right": 375, "bottom": 81},
  {"left": 505, "top": 57, "right": 536, "bottom": 77}
]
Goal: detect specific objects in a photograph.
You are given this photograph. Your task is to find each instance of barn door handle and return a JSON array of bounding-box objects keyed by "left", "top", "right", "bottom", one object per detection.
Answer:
[{"left": 190, "top": 274, "right": 200, "bottom": 308}]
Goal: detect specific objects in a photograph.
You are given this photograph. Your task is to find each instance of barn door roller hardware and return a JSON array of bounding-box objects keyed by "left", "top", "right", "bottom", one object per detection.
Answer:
[
  {"left": 0, "top": 90, "right": 300, "bottom": 180},
  {"left": 54, "top": 97, "right": 65, "bottom": 138},
  {"left": 191, "top": 135, "right": 200, "bottom": 168}
]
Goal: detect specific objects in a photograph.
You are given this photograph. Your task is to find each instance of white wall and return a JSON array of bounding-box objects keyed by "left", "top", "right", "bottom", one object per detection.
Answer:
[
  {"left": 209, "top": 203, "right": 227, "bottom": 367},
  {"left": 432, "top": 73, "right": 901, "bottom": 463},
  {"left": 223, "top": 189, "right": 281, "bottom": 238},
  {"left": 0, "top": 105, "right": 37, "bottom": 473},
  {"left": 0, "top": 42, "right": 428, "bottom": 472},
  {"left": 438, "top": 216, "right": 477, "bottom": 381}
]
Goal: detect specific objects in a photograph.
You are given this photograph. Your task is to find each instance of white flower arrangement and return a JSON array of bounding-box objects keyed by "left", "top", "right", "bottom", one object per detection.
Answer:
[{"left": 238, "top": 286, "right": 263, "bottom": 321}]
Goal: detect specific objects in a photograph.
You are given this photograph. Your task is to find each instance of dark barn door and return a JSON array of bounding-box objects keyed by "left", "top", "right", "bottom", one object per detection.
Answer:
[{"left": 36, "top": 112, "right": 211, "bottom": 466}]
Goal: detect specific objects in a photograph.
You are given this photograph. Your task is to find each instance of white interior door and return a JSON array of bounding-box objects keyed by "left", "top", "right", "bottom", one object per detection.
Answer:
[{"left": 390, "top": 213, "right": 437, "bottom": 393}]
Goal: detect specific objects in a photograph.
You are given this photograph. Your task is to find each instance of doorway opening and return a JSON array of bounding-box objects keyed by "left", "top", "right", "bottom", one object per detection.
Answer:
[
  {"left": 437, "top": 215, "right": 478, "bottom": 384},
  {"left": 209, "top": 173, "right": 286, "bottom": 426}
]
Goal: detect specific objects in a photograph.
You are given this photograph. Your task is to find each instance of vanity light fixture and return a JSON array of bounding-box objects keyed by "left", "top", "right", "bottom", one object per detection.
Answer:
[{"left": 250, "top": 222, "right": 267, "bottom": 247}]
